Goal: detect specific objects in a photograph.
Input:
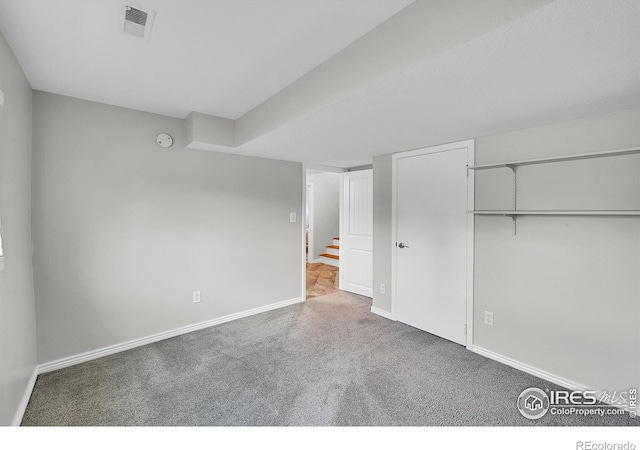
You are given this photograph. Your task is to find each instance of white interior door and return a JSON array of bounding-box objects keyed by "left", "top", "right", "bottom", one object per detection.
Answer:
[
  {"left": 394, "top": 142, "right": 473, "bottom": 345},
  {"left": 341, "top": 170, "right": 373, "bottom": 297}
]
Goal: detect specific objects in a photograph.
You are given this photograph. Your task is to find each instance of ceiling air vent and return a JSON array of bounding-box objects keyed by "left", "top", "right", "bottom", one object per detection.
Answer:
[{"left": 123, "top": 3, "right": 155, "bottom": 41}]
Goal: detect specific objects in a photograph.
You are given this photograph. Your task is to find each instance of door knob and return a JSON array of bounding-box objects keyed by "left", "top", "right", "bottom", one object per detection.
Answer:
[{"left": 398, "top": 242, "right": 410, "bottom": 248}]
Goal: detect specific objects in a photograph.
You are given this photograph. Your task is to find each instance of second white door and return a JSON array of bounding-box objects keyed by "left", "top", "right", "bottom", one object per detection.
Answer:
[{"left": 341, "top": 170, "right": 373, "bottom": 297}]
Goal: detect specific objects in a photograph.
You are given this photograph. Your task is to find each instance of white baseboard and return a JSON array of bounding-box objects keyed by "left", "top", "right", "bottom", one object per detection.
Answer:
[
  {"left": 472, "top": 345, "right": 589, "bottom": 392},
  {"left": 371, "top": 306, "right": 395, "bottom": 321},
  {"left": 38, "top": 297, "right": 304, "bottom": 374},
  {"left": 11, "top": 366, "right": 38, "bottom": 426}
]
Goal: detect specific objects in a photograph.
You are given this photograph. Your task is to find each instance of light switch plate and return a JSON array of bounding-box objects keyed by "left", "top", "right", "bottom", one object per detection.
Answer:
[
  {"left": 289, "top": 212, "right": 296, "bottom": 223},
  {"left": 0, "top": 90, "right": 5, "bottom": 106}
]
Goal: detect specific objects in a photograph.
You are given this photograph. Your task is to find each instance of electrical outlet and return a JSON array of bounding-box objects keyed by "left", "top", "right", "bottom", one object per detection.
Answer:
[
  {"left": 484, "top": 311, "right": 494, "bottom": 326},
  {"left": 380, "top": 283, "right": 386, "bottom": 294},
  {"left": 193, "top": 291, "right": 201, "bottom": 304}
]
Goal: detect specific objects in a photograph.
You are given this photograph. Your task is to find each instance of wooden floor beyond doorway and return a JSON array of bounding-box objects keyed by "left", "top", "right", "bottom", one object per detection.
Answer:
[{"left": 306, "top": 262, "right": 339, "bottom": 298}]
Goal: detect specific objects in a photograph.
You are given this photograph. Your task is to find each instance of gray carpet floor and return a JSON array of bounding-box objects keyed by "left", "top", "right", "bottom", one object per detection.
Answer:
[{"left": 22, "top": 291, "right": 637, "bottom": 426}]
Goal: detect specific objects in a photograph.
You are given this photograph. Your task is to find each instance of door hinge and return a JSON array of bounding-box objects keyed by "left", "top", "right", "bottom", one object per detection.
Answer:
[{"left": 464, "top": 324, "right": 467, "bottom": 335}]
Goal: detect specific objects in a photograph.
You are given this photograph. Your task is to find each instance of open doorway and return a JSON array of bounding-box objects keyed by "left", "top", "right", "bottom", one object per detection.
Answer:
[{"left": 305, "top": 168, "right": 341, "bottom": 299}]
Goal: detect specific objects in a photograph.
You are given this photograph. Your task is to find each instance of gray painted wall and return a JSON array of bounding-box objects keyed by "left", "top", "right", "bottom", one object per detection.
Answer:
[
  {"left": 0, "top": 31, "right": 37, "bottom": 425},
  {"left": 306, "top": 171, "right": 340, "bottom": 260},
  {"left": 372, "top": 107, "right": 640, "bottom": 394},
  {"left": 32, "top": 92, "right": 303, "bottom": 365},
  {"left": 372, "top": 155, "right": 392, "bottom": 311}
]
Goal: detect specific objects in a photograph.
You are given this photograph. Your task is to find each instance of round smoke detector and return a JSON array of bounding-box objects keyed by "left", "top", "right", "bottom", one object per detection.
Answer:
[{"left": 156, "top": 133, "right": 173, "bottom": 148}]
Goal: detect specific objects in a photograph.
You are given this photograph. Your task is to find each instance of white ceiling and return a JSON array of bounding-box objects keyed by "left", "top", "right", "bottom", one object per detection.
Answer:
[
  {"left": 0, "top": 0, "right": 413, "bottom": 119},
  {"left": 239, "top": 0, "right": 640, "bottom": 167},
  {"left": 1, "top": 0, "right": 639, "bottom": 168}
]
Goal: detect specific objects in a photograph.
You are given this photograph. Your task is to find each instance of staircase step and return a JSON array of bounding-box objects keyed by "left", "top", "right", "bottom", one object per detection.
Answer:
[
  {"left": 319, "top": 254, "right": 339, "bottom": 267},
  {"left": 332, "top": 237, "right": 340, "bottom": 246},
  {"left": 325, "top": 246, "right": 339, "bottom": 256},
  {"left": 320, "top": 253, "right": 339, "bottom": 260}
]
